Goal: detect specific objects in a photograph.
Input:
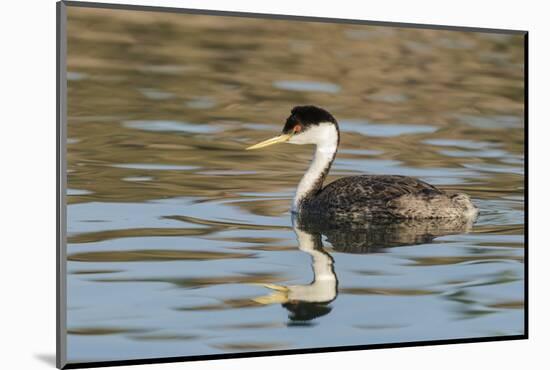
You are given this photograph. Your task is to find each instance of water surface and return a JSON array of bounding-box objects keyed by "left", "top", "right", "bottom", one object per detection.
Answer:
[{"left": 65, "top": 7, "right": 525, "bottom": 364}]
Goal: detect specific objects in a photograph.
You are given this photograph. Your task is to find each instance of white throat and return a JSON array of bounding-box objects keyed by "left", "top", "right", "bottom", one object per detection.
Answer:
[{"left": 291, "top": 123, "right": 339, "bottom": 212}]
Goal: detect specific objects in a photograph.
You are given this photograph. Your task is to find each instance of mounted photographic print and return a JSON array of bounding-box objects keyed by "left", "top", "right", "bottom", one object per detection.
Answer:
[{"left": 57, "top": 1, "right": 527, "bottom": 368}]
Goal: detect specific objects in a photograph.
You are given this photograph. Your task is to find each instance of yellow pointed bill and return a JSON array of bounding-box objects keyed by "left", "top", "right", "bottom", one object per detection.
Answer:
[{"left": 245, "top": 134, "right": 292, "bottom": 150}]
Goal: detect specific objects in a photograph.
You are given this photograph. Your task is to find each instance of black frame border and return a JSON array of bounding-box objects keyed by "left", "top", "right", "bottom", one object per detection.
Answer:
[{"left": 56, "top": 1, "right": 528, "bottom": 369}]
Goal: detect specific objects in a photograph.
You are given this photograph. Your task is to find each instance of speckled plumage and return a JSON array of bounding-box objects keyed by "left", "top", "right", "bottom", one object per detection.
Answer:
[{"left": 300, "top": 174, "right": 478, "bottom": 221}]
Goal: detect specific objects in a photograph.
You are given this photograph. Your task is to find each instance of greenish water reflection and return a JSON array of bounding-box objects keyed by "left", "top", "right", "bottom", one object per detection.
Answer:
[{"left": 65, "top": 6, "right": 524, "bottom": 364}]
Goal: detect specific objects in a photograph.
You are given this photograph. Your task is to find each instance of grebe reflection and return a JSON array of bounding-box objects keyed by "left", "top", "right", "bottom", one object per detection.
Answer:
[
  {"left": 252, "top": 215, "right": 475, "bottom": 323},
  {"left": 253, "top": 224, "right": 337, "bottom": 322}
]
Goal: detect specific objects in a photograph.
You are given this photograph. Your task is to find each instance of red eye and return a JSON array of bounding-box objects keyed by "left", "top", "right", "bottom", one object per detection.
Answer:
[{"left": 294, "top": 125, "right": 302, "bottom": 133}]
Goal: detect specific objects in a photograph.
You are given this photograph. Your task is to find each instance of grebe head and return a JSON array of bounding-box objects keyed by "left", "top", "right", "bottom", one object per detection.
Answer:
[
  {"left": 246, "top": 106, "right": 340, "bottom": 212},
  {"left": 246, "top": 106, "right": 339, "bottom": 150}
]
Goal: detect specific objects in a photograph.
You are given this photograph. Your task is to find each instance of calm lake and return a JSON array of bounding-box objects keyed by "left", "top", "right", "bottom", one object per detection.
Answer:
[{"left": 65, "top": 6, "right": 525, "bottom": 364}]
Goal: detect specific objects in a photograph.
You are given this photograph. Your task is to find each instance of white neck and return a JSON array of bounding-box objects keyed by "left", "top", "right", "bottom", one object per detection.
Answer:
[{"left": 291, "top": 123, "right": 338, "bottom": 212}]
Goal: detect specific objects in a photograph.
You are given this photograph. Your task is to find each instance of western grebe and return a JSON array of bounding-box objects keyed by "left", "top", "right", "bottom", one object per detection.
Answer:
[{"left": 246, "top": 105, "right": 478, "bottom": 221}]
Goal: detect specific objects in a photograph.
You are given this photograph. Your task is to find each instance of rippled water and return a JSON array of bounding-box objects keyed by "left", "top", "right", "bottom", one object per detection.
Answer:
[{"left": 64, "top": 6, "right": 525, "bottom": 364}]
